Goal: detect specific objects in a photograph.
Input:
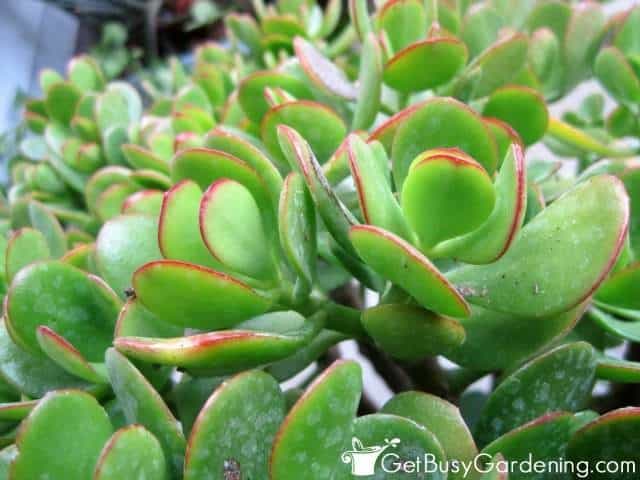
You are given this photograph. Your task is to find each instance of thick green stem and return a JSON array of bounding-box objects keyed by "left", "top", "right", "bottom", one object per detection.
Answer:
[{"left": 547, "top": 117, "right": 635, "bottom": 158}]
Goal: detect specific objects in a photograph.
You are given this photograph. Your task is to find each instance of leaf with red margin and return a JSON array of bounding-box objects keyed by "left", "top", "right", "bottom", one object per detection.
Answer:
[
  {"left": 349, "top": 225, "right": 470, "bottom": 318},
  {"left": 568, "top": 407, "right": 640, "bottom": 476},
  {"left": 448, "top": 175, "right": 629, "bottom": 317},
  {"left": 158, "top": 180, "right": 221, "bottom": 269},
  {"left": 132, "top": 260, "right": 271, "bottom": 330},
  {"left": 116, "top": 311, "right": 319, "bottom": 374},
  {"left": 184, "top": 370, "right": 284, "bottom": 480},
  {"left": 269, "top": 360, "right": 362, "bottom": 480},
  {"left": 431, "top": 144, "right": 527, "bottom": 263},
  {"left": 384, "top": 38, "right": 468, "bottom": 93},
  {"left": 596, "top": 261, "right": 640, "bottom": 309}
]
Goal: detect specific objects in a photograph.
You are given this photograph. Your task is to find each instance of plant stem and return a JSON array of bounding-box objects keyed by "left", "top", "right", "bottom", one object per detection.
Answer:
[{"left": 547, "top": 117, "right": 635, "bottom": 158}]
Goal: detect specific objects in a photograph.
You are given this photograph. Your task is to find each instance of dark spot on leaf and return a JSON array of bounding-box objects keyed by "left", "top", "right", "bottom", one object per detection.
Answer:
[
  {"left": 224, "top": 458, "right": 241, "bottom": 480},
  {"left": 124, "top": 287, "right": 136, "bottom": 299}
]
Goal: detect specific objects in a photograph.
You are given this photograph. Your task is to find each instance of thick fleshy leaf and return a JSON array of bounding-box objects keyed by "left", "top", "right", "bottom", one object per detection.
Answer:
[
  {"left": 121, "top": 144, "right": 169, "bottom": 174},
  {"left": 200, "top": 179, "right": 276, "bottom": 281},
  {"left": 270, "top": 360, "right": 362, "bottom": 479},
  {"left": 158, "top": 181, "right": 219, "bottom": 269},
  {"left": 564, "top": 2, "right": 605, "bottom": 87},
  {"left": 475, "top": 342, "right": 597, "bottom": 446},
  {"left": 430, "top": 144, "right": 526, "bottom": 263},
  {"left": 204, "top": 127, "right": 283, "bottom": 205},
  {"left": 621, "top": 167, "right": 640, "bottom": 252},
  {"left": 461, "top": 4, "right": 502, "bottom": 58},
  {"left": 352, "top": 33, "right": 384, "bottom": 131},
  {"left": 368, "top": 101, "right": 427, "bottom": 153},
  {"left": 115, "top": 297, "right": 183, "bottom": 339},
  {"left": 448, "top": 175, "right": 629, "bottom": 317},
  {"left": 95, "top": 214, "right": 162, "bottom": 298},
  {"left": 483, "top": 86, "right": 549, "bottom": 145},
  {"left": 133, "top": 260, "right": 271, "bottom": 329},
  {"left": 401, "top": 149, "right": 495, "bottom": 250},
  {"left": 10, "top": 390, "right": 112, "bottom": 480},
  {"left": 392, "top": 98, "right": 498, "bottom": 188},
  {"left": 595, "top": 262, "right": 640, "bottom": 310},
  {"left": 384, "top": 38, "right": 468, "bottom": 93},
  {"left": 95, "top": 182, "right": 138, "bottom": 222},
  {"left": 377, "top": 0, "right": 427, "bottom": 52},
  {"left": 294, "top": 37, "right": 357, "bottom": 99},
  {"left": 447, "top": 304, "right": 583, "bottom": 371},
  {"left": 567, "top": 407, "right": 640, "bottom": 479},
  {"left": 279, "top": 173, "right": 316, "bottom": 289},
  {"left": 348, "top": 135, "right": 411, "bottom": 240},
  {"left": 5, "top": 228, "right": 50, "bottom": 282},
  {"left": 0, "top": 400, "right": 37, "bottom": 422},
  {"left": 106, "top": 348, "right": 186, "bottom": 477},
  {"left": 278, "top": 125, "right": 359, "bottom": 258},
  {"left": 115, "top": 311, "right": 318, "bottom": 374},
  {"left": 338, "top": 413, "right": 446, "bottom": 479},
  {"left": 362, "top": 304, "right": 465, "bottom": 361},
  {"left": 262, "top": 100, "right": 347, "bottom": 168},
  {"left": 588, "top": 307, "right": 640, "bottom": 343},
  {"left": 6, "top": 261, "right": 121, "bottom": 360},
  {"left": 596, "top": 355, "right": 640, "bottom": 383},
  {"left": 595, "top": 47, "right": 640, "bottom": 106},
  {"left": 45, "top": 81, "right": 82, "bottom": 125},
  {"left": 27, "top": 201, "right": 66, "bottom": 258},
  {"left": 36, "top": 326, "right": 108, "bottom": 384},
  {"left": 129, "top": 169, "right": 172, "bottom": 190},
  {"left": 455, "top": 32, "right": 529, "bottom": 100},
  {"left": 482, "top": 412, "right": 583, "bottom": 480},
  {"left": 382, "top": 391, "right": 478, "bottom": 474},
  {"left": 350, "top": 225, "right": 470, "bottom": 318},
  {"left": 121, "top": 189, "right": 163, "bottom": 216},
  {"left": 0, "top": 320, "right": 91, "bottom": 398},
  {"left": 171, "top": 147, "right": 273, "bottom": 218},
  {"left": 85, "top": 166, "right": 131, "bottom": 215},
  {"left": 349, "top": 0, "right": 372, "bottom": 40},
  {"left": 94, "top": 426, "right": 167, "bottom": 480},
  {"left": 238, "top": 71, "right": 312, "bottom": 123},
  {"left": 68, "top": 55, "right": 104, "bottom": 91},
  {"left": 184, "top": 371, "right": 285, "bottom": 480}
]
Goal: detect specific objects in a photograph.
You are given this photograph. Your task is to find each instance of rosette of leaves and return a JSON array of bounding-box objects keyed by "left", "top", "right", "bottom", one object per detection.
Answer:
[{"left": 1, "top": 0, "right": 640, "bottom": 478}]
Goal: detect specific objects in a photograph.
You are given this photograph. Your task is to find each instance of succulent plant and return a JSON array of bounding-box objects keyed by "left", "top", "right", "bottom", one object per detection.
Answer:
[{"left": 3, "top": 0, "right": 640, "bottom": 479}]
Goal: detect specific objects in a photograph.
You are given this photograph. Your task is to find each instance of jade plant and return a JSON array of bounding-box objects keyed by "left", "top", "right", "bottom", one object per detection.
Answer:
[{"left": 2, "top": 0, "right": 640, "bottom": 479}]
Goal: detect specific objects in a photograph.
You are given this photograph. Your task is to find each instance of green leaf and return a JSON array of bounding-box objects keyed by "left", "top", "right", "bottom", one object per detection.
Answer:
[
  {"left": 132, "top": 260, "right": 271, "bottom": 329},
  {"left": 28, "top": 201, "right": 66, "bottom": 258},
  {"left": 377, "top": 0, "right": 427, "bottom": 53},
  {"left": 158, "top": 180, "right": 220, "bottom": 269},
  {"left": 278, "top": 125, "right": 359, "bottom": 258},
  {"left": 587, "top": 306, "right": 640, "bottom": 343},
  {"left": 10, "top": 390, "right": 113, "bottom": 480},
  {"left": 447, "top": 304, "right": 584, "bottom": 371},
  {"left": 339, "top": 413, "right": 446, "bottom": 479},
  {"left": 6, "top": 261, "right": 121, "bottom": 360},
  {"left": 95, "top": 182, "right": 138, "bottom": 222},
  {"left": 430, "top": 144, "right": 526, "bottom": 263},
  {"left": 352, "top": 33, "right": 384, "bottom": 130},
  {"left": 382, "top": 391, "right": 478, "bottom": 479},
  {"left": 184, "top": 370, "right": 285, "bottom": 479},
  {"left": 475, "top": 342, "right": 596, "bottom": 446},
  {"left": 384, "top": 37, "right": 468, "bottom": 93},
  {"left": 294, "top": 37, "right": 357, "bottom": 100},
  {"left": 594, "top": 47, "right": 640, "bottom": 105},
  {"left": 568, "top": 407, "right": 640, "bottom": 480},
  {"left": 238, "top": 71, "right": 312, "bottom": 124},
  {"left": 461, "top": 4, "right": 503, "bottom": 58},
  {"left": 36, "top": 326, "right": 108, "bottom": 384},
  {"left": 5, "top": 228, "right": 50, "bottom": 282},
  {"left": 596, "top": 355, "right": 640, "bottom": 383},
  {"left": 362, "top": 304, "right": 465, "bottom": 361},
  {"left": 347, "top": 135, "right": 411, "bottom": 240},
  {"left": 115, "top": 311, "right": 318, "bottom": 374},
  {"left": 94, "top": 426, "right": 167, "bottom": 480},
  {"left": 68, "top": 55, "right": 105, "bottom": 92},
  {"left": 392, "top": 97, "right": 498, "bottom": 189},
  {"left": 596, "top": 262, "right": 640, "bottom": 309},
  {"left": 482, "top": 412, "right": 583, "bottom": 480},
  {"left": 448, "top": 175, "right": 629, "bottom": 317},
  {"left": 106, "top": 348, "right": 186, "bottom": 478},
  {"left": 279, "top": 172, "right": 316, "bottom": 290},
  {"left": 122, "top": 144, "right": 169, "bottom": 175},
  {"left": 200, "top": 179, "right": 276, "bottom": 281},
  {"left": 95, "top": 214, "right": 162, "bottom": 298},
  {"left": 45, "top": 81, "right": 82, "bottom": 125},
  {"left": 350, "top": 225, "right": 470, "bottom": 317},
  {"left": 270, "top": 360, "right": 362, "bottom": 479},
  {"left": 121, "top": 190, "right": 163, "bottom": 216},
  {"left": 0, "top": 320, "right": 91, "bottom": 398},
  {"left": 262, "top": 100, "right": 347, "bottom": 168},
  {"left": 85, "top": 167, "right": 131, "bottom": 216},
  {"left": 115, "top": 297, "right": 183, "bottom": 339},
  {"left": 483, "top": 86, "right": 548, "bottom": 145},
  {"left": 401, "top": 148, "right": 495, "bottom": 250},
  {"left": 0, "top": 400, "right": 37, "bottom": 422}
]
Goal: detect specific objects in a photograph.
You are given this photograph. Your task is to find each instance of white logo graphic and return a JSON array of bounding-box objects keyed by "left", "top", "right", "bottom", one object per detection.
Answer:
[{"left": 341, "top": 437, "right": 400, "bottom": 476}]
